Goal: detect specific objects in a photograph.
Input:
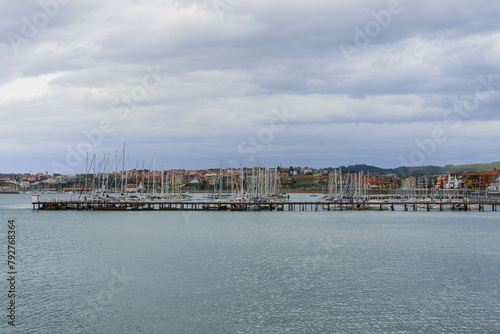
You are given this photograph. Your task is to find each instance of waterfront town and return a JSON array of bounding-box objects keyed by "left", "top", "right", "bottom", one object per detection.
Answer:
[{"left": 2, "top": 166, "right": 500, "bottom": 194}]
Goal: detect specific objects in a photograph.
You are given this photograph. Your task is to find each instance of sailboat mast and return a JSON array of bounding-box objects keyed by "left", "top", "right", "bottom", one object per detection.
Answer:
[
  {"left": 161, "top": 165, "right": 164, "bottom": 197},
  {"left": 152, "top": 154, "right": 156, "bottom": 197},
  {"left": 219, "top": 160, "right": 223, "bottom": 198},
  {"left": 84, "top": 152, "right": 88, "bottom": 196},
  {"left": 120, "top": 144, "right": 125, "bottom": 193},
  {"left": 92, "top": 154, "right": 96, "bottom": 196},
  {"left": 125, "top": 157, "right": 129, "bottom": 195},
  {"left": 114, "top": 151, "right": 118, "bottom": 195},
  {"left": 339, "top": 167, "right": 343, "bottom": 199},
  {"left": 240, "top": 166, "right": 244, "bottom": 198}
]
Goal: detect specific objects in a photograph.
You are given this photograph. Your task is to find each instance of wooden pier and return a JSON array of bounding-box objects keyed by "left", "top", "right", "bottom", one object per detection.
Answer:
[{"left": 32, "top": 199, "right": 500, "bottom": 212}]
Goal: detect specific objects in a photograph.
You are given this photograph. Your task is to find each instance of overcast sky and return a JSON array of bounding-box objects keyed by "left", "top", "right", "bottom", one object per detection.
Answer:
[{"left": 1, "top": 0, "right": 499, "bottom": 173}]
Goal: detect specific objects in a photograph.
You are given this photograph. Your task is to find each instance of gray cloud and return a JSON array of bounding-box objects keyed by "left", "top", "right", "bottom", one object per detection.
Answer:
[{"left": 1, "top": 0, "right": 499, "bottom": 172}]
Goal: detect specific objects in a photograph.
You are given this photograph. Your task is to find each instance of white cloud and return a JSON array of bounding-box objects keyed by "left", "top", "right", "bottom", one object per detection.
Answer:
[{"left": 0, "top": 72, "right": 65, "bottom": 102}]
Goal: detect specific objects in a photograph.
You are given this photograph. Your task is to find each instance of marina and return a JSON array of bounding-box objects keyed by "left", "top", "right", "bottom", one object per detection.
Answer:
[
  {"left": 27, "top": 149, "right": 500, "bottom": 213},
  {"left": 32, "top": 196, "right": 500, "bottom": 212}
]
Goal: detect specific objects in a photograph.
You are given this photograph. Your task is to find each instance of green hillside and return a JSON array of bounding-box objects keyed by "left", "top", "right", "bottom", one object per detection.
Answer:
[
  {"left": 439, "top": 162, "right": 500, "bottom": 173},
  {"left": 337, "top": 161, "right": 500, "bottom": 176}
]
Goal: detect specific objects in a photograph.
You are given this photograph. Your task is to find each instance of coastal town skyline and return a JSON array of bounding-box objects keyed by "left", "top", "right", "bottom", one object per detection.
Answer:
[
  {"left": 3, "top": 161, "right": 500, "bottom": 194},
  {"left": 1, "top": 156, "right": 500, "bottom": 175}
]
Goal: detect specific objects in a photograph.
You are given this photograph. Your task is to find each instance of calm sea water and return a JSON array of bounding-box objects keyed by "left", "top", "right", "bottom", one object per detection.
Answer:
[{"left": 1, "top": 194, "right": 499, "bottom": 333}]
